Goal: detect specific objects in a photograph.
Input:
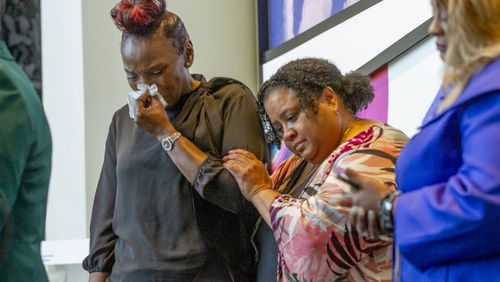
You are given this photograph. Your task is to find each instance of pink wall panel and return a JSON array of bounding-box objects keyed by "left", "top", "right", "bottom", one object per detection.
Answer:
[{"left": 358, "top": 65, "right": 389, "bottom": 123}]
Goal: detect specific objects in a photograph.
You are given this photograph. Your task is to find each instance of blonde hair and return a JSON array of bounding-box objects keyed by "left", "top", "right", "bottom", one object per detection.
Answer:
[{"left": 438, "top": 0, "right": 500, "bottom": 112}]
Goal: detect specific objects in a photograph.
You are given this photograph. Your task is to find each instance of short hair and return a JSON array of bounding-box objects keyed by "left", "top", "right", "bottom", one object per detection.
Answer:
[
  {"left": 110, "top": 0, "right": 190, "bottom": 54},
  {"left": 258, "top": 58, "right": 374, "bottom": 147}
]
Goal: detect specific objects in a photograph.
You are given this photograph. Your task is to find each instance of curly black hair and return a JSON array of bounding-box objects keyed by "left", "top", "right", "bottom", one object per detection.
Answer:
[{"left": 258, "top": 58, "right": 374, "bottom": 147}]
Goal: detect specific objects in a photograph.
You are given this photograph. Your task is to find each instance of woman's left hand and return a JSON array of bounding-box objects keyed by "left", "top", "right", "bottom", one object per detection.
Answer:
[
  {"left": 342, "top": 169, "right": 393, "bottom": 242},
  {"left": 135, "top": 93, "right": 175, "bottom": 138},
  {"left": 223, "top": 149, "right": 272, "bottom": 201}
]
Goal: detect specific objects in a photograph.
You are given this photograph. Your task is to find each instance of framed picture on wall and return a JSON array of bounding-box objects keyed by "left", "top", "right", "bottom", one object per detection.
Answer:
[{"left": 266, "top": 0, "right": 361, "bottom": 50}]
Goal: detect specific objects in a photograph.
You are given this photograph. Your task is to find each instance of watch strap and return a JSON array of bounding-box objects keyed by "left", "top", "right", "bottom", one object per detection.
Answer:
[{"left": 379, "top": 190, "right": 401, "bottom": 237}]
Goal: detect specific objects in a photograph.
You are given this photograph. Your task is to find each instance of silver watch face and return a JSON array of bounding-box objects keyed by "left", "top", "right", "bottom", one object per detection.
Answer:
[
  {"left": 162, "top": 139, "right": 173, "bottom": 151},
  {"left": 161, "top": 132, "right": 181, "bottom": 151}
]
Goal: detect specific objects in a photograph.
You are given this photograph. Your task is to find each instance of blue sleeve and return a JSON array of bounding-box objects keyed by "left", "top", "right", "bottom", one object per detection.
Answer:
[{"left": 395, "top": 92, "right": 500, "bottom": 270}]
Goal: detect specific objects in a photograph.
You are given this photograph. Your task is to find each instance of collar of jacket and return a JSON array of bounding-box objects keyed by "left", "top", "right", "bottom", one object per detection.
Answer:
[{"left": 421, "top": 57, "right": 500, "bottom": 128}]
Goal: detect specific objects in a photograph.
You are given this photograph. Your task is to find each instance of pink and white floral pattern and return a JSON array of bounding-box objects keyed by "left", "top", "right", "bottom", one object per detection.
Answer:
[{"left": 270, "top": 124, "right": 408, "bottom": 282}]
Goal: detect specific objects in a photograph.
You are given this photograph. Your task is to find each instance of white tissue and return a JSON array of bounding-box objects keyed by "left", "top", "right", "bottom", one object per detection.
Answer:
[{"left": 127, "top": 83, "right": 169, "bottom": 120}]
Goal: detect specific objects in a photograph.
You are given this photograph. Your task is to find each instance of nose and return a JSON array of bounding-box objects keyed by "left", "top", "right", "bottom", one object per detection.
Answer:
[
  {"left": 136, "top": 76, "right": 154, "bottom": 87},
  {"left": 282, "top": 127, "right": 297, "bottom": 142},
  {"left": 428, "top": 16, "right": 443, "bottom": 36}
]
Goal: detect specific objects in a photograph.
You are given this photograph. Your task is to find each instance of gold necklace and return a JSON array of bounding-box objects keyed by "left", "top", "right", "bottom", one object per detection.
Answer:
[{"left": 340, "top": 123, "right": 356, "bottom": 144}]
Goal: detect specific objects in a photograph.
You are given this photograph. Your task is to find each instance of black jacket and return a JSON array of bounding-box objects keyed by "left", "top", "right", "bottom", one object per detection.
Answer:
[{"left": 83, "top": 75, "right": 267, "bottom": 281}]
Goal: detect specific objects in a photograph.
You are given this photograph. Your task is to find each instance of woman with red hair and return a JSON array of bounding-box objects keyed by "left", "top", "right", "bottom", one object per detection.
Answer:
[{"left": 82, "top": 0, "right": 267, "bottom": 281}]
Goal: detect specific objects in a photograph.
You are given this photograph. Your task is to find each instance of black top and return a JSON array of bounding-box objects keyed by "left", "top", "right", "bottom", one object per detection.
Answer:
[{"left": 82, "top": 75, "right": 268, "bottom": 281}]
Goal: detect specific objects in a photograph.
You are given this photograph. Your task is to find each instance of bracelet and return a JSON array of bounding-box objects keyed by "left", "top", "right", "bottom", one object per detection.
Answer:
[{"left": 379, "top": 190, "right": 401, "bottom": 237}]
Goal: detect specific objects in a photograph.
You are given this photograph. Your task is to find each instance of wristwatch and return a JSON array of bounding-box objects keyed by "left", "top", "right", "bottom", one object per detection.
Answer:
[
  {"left": 379, "top": 190, "right": 401, "bottom": 237},
  {"left": 161, "top": 132, "right": 182, "bottom": 151}
]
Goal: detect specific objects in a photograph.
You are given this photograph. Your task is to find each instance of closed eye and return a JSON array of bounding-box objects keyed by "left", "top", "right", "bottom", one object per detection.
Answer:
[
  {"left": 126, "top": 73, "right": 138, "bottom": 81},
  {"left": 150, "top": 68, "right": 165, "bottom": 76},
  {"left": 286, "top": 113, "right": 297, "bottom": 122}
]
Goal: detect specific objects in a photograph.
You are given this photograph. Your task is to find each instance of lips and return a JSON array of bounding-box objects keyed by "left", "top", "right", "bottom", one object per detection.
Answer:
[
  {"left": 294, "top": 141, "right": 305, "bottom": 153},
  {"left": 436, "top": 43, "right": 447, "bottom": 53}
]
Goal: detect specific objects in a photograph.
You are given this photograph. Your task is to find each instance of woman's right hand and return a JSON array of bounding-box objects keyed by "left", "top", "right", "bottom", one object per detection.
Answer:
[
  {"left": 341, "top": 169, "right": 393, "bottom": 242},
  {"left": 223, "top": 149, "right": 272, "bottom": 201},
  {"left": 135, "top": 92, "right": 175, "bottom": 139}
]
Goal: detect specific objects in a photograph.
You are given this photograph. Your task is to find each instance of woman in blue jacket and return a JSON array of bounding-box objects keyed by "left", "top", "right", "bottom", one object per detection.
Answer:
[{"left": 341, "top": 0, "right": 500, "bottom": 281}]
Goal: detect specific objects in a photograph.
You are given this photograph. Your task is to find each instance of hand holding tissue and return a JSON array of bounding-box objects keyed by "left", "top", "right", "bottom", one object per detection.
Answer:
[{"left": 128, "top": 83, "right": 168, "bottom": 120}]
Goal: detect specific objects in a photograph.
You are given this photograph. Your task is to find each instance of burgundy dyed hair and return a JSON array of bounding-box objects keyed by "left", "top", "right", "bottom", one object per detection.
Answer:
[
  {"left": 111, "top": 0, "right": 165, "bottom": 34},
  {"left": 111, "top": 0, "right": 190, "bottom": 54}
]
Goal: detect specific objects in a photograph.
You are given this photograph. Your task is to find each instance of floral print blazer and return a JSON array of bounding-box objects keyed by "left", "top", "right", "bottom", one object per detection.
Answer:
[{"left": 270, "top": 124, "right": 408, "bottom": 282}]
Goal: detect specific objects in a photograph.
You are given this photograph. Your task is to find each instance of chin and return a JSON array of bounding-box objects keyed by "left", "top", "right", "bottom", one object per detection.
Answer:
[
  {"left": 300, "top": 154, "right": 312, "bottom": 162},
  {"left": 310, "top": 150, "right": 331, "bottom": 164},
  {"left": 300, "top": 150, "right": 320, "bottom": 164}
]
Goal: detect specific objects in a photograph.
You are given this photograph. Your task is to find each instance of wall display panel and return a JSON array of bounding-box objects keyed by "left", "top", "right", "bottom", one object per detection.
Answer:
[
  {"left": 267, "top": 0, "right": 361, "bottom": 49},
  {"left": 261, "top": 0, "right": 431, "bottom": 81},
  {"left": 261, "top": 0, "right": 436, "bottom": 169},
  {"left": 358, "top": 65, "right": 388, "bottom": 122}
]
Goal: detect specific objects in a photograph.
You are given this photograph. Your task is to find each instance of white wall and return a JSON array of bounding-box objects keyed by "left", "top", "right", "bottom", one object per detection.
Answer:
[
  {"left": 167, "top": 0, "right": 259, "bottom": 94},
  {"left": 388, "top": 37, "right": 443, "bottom": 137},
  {"left": 81, "top": 0, "right": 131, "bottom": 231},
  {"left": 41, "top": 0, "right": 86, "bottom": 241}
]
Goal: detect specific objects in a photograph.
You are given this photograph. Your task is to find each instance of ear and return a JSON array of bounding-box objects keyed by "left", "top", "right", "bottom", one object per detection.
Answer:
[
  {"left": 183, "top": 39, "right": 194, "bottom": 68},
  {"left": 320, "top": 87, "right": 339, "bottom": 112}
]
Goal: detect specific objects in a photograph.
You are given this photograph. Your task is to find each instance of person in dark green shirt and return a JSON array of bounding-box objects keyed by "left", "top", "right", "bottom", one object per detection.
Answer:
[{"left": 0, "top": 1, "right": 52, "bottom": 280}]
